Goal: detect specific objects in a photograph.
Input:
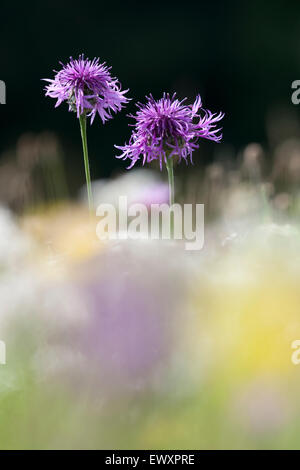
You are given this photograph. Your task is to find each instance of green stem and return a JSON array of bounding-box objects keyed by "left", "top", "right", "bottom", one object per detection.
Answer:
[
  {"left": 165, "top": 156, "right": 175, "bottom": 236},
  {"left": 165, "top": 156, "right": 175, "bottom": 206},
  {"left": 79, "top": 113, "right": 93, "bottom": 213}
]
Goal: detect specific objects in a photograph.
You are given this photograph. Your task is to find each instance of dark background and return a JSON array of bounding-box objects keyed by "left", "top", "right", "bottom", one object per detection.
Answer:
[{"left": 1, "top": 0, "right": 300, "bottom": 181}]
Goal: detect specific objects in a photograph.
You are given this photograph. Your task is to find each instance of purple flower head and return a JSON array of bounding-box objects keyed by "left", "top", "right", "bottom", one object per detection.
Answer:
[
  {"left": 115, "top": 93, "right": 224, "bottom": 169},
  {"left": 43, "top": 54, "right": 129, "bottom": 124}
]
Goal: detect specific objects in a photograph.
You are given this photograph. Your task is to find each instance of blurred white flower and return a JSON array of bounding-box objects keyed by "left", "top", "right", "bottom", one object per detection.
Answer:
[
  {"left": 80, "top": 169, "right": 169, "bottom": 208},
  {"left": 0, "top": 206, "right": 31, "bottom": 270}
]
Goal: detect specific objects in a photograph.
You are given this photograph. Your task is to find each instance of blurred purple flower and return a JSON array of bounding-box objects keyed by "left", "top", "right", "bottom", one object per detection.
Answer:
[
  {"left": 131, "top": 182, "right": 169, "bottom": 207},
  {"left": 115, "top": 93, "right": 224, "bottom": 169},
  {"left": 43, "top": 54, "right": 129, "bottom": 124},
  {"left": 85, "top": 278, "right": 168, "bottom": 381},
  {"left": 76, "top": 244, "right": 184, "bottom": 393}
]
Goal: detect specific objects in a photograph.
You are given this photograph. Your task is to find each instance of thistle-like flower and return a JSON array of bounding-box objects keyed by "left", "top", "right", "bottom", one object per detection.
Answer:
[
  {"left": 116, "top": 93, "right": 224, "bottom": 209},
  {"left": 115, "top": 93, "right": 224, "bottom": 170},
  {"left": 44, "top": 54, "right": 129, "bottom": 124},
  {"left": 43, "top": 55, "right": 129, "bottom": 212}
]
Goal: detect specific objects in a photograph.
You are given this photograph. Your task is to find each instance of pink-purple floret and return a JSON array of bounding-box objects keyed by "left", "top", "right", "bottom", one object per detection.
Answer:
[
  {"left": 44, "top": 54, "right": 129, "bottom": 124},
  {"left": 115, "top": 93, "right": 224, "bottom": 169}
]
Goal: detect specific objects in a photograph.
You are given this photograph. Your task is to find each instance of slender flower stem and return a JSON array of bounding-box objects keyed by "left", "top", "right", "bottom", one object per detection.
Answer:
[
  {"left": 79, "top": 113, "right": 93, "bottom": 213},
  {"left": 165, "top": 156, "right": 175, "bottom": 206},
  {"left": 165, "top": 156, "right": 175, "bottom": 237}
]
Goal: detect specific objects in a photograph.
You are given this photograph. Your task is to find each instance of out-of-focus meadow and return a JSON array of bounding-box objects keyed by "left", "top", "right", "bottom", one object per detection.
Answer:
[
  {"left": 2, "top": 0, "right": 300, "bottom": 451},
  {"left": 1, "top": 106, "right": 300, "bottom": 449}
]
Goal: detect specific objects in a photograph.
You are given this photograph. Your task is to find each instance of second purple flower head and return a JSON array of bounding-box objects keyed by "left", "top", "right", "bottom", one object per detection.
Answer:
[{"left": 115, "top": 93, "right": 224, "bottom": 169}]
